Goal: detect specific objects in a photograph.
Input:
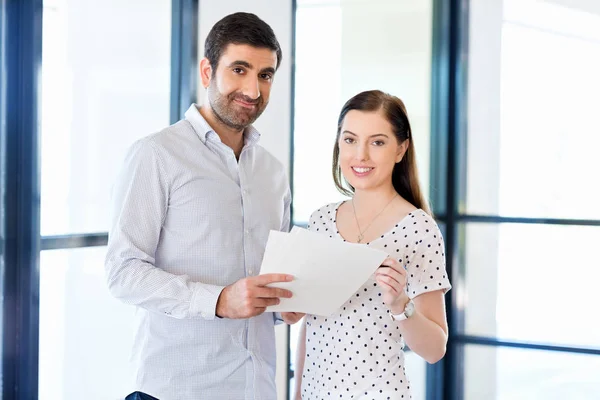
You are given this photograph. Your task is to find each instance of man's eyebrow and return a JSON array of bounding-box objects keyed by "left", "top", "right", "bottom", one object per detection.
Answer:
[
  {"left": 227, "top": 60, "right": 252, "bottom": 69},
  {"left": 227, "top": 61, "right": 275, "bottom": 75},
  {"left": 260, "top": 67, "right": 276, "bottom": 75}
]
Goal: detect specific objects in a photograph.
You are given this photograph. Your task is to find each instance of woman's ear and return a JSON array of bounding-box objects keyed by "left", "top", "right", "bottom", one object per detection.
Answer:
[
  {"left": 199, "top": 58, "right": 213, "bottom": 89},
  {"left": 396, "top": 140, "right": 409, "bottom": 163}
]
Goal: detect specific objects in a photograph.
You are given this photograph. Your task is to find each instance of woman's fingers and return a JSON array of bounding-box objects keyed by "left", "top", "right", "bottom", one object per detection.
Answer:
[
  {"left": 377, "top": 258, "right": 407, "bottom": 288},
  {"left": 380, "top": 257, "right": 407, "bottom": 277},
  {"left": 376, "top": 267, "right": 404, "bottom": 285},
  {"left": 377, "top": 257, "right": 409, "bottom": 299},
  {"left": 375, "top": 275, "right": 399, "bottom": 296}
]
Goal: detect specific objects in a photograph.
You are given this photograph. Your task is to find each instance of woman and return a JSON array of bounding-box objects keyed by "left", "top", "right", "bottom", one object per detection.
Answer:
[{"left": 293, "top": 90, "right": 451, "bottom": 399}]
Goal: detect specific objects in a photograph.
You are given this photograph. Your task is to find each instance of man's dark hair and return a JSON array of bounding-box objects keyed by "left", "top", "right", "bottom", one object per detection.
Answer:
[{"left": 205, "top": 12, "right": 282, "bottom": 72}]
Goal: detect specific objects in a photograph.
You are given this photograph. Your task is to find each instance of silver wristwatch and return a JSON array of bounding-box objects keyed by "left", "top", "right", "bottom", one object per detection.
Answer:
[{"left": 389, "top": 300, "right": 415, "bottom": 321}]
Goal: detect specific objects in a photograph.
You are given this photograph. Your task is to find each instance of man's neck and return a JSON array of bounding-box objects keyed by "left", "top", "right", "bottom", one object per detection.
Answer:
[{"left": 198, "top": 104, "right": 245, "bottom": 158}]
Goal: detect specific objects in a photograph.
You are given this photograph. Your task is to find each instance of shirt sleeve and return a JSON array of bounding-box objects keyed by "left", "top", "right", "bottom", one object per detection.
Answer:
[
  {"left": 105, "top": 139, "right": 224, "bottom": 320},
  {"left": 405, "top": 217, "right": 452, "bottom": 299}
]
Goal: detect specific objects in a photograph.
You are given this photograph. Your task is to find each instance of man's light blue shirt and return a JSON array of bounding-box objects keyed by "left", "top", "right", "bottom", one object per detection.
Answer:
[{"left": 105, "top": 104, "right": 291, "bottom": 399}]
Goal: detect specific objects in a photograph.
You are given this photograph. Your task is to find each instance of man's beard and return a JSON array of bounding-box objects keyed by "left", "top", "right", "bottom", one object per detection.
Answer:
[{"left": 208, "top": 83, "right": 267, "bottom": 131}]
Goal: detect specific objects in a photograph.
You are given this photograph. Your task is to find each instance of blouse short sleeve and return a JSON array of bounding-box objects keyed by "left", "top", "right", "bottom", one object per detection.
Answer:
[
  {"left": 404, "top": 213, "right": 452, "bottom": 299},
  {"left": 306, "top": 203, "right": 338, "bottom": 238}
]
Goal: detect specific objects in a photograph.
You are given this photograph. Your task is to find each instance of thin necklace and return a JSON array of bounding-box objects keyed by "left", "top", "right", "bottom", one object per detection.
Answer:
[{"left": 351, "top": 193, "right": 398, "bottom": 243}]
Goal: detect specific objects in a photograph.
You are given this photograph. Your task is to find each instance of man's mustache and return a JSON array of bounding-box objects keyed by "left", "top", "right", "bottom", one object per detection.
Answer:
[{"left": 230, "top": 93, "right": 260, "bottom": 105}]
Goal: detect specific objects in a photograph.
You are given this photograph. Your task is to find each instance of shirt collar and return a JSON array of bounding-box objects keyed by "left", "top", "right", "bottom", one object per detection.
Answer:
[{"left": 184, "top": 104, "right": 261, "bottom": 148}]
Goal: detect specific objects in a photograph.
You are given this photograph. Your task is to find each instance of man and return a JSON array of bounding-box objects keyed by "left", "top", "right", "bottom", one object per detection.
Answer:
[{"left": 106, "top": 12, "right": 303, "bottom": 399}]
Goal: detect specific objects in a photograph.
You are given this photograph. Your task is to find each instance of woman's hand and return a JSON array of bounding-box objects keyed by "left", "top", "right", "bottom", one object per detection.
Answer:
[
  {"left": 375, "top": 257, "right": 410, "bottom": 314},
  {"left": 281, "top": 312, "right": 305, "bottom": 324}
]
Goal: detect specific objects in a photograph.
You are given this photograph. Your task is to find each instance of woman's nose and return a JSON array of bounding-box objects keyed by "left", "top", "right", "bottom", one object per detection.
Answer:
[{"left": 355, "top": 144, "right": 369, "bottom": 161}]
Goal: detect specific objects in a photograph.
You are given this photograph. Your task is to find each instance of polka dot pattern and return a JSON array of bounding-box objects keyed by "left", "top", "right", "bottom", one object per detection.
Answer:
[{"left": 301, "top": 202, "right": 451, "bottom": 399}]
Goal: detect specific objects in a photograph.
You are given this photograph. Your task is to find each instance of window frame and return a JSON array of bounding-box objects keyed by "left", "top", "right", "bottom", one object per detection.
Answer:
[
  {"left": 0, "top": 0, "right": 199, "bottom": 397},
  {"left": 430, "top": 1, "right": 600, "bottom": 399}
]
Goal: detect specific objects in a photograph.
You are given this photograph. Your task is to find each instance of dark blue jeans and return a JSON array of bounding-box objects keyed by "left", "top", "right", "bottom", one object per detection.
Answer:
[{"left": 125, "top": 392, "right": 159, "bottom": 400}]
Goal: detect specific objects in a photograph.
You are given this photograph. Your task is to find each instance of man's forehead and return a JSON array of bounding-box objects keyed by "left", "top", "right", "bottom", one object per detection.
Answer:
[{"left": 219, "top": 43, "right": 277, "bottom": 69}]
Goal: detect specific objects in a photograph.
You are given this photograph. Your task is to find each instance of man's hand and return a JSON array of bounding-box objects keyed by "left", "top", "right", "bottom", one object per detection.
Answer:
[
  {"left": 216, "top": 274, "right": 294, "bottom": 319},
  {"left": 281, "top": 312, "right": 305, "bottom": 325}
]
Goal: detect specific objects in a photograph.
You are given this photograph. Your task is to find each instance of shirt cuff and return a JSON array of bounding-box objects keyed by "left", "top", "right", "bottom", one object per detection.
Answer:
[{"left": 189, "top": 283, "right": 226, "bottom": 320}]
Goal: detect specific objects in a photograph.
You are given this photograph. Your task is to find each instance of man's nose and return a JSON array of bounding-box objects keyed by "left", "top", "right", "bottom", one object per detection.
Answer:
[{"left": 241, "top": 76, "right": 260, "bottom": 100}]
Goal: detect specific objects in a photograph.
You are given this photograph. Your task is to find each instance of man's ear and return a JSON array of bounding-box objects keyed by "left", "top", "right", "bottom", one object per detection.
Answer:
[{"left": 200, "top": 57, "right": 213, "bottom": 89}]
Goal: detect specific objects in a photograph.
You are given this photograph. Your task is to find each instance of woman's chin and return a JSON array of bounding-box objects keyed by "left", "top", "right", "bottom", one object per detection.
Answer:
[{"left": 345, "top": 180, "right": 377, "bottom": 192}]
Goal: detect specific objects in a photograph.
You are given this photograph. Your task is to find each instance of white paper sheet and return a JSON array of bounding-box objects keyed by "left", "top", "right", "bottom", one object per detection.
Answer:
[{"left": 259, "top": 228, "right": 388, "bottom": 316}]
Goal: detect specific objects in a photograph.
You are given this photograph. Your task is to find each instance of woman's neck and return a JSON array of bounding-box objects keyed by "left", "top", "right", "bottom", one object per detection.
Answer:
[{"left": 351, "top": 186, "right": 398, "bottom": 213}]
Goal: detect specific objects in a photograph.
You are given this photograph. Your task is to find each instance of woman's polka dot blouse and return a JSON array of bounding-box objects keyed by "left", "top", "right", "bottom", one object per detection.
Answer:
[{"left": 300, "top": 201, "right": 452, "bottom": 400}]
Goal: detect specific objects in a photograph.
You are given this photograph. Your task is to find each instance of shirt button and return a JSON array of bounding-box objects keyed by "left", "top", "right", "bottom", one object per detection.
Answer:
[
  {"left": 245, "top": 229, "right": 250, "bottom": 235},
  {"left": 248, "top": 269, "right": 253, "bottom": 275}
]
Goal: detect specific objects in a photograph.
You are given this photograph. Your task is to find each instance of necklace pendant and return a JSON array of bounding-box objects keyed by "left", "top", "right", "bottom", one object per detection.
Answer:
[{"left": 357, "top": 233, "right": 364, "bottom": 243}]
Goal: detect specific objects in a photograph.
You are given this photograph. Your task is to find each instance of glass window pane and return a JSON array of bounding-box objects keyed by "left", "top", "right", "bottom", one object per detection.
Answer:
[
  {"left": 464, "top": 345, "right": 600, "bottom": 400},
  {"left": 39, "top": 246, "right": 136, "bottom": 400},
  {"left": 40, "top": 0, "right": 171, "bottom": 235},
  {"left": 289, "top": 322, "right": 301, "bottom": 399},
  {"left": 291, "top": 1, "right": 435, "bottom": 395},
  {"left": 404, "top": 351, "right": 427, "bottom": 400},
  {"left": 466, "top": 0, "right": 600, "bottom": 219},
  {"left": 292, "top": 0, "right": 434, "bottom": 223},
  {"left": 462, "top": 223, "right": 600, "bottom": 348}
]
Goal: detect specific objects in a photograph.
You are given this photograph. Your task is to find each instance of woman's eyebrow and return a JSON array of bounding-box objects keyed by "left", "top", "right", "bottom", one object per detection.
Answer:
[{"left": 342, "top": 130, "right": 389, "bottom": 139}]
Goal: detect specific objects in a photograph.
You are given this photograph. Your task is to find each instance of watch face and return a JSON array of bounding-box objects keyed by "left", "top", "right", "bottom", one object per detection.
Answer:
[{"left": 405, "top": 301, "right": 415, "bottom": 317}]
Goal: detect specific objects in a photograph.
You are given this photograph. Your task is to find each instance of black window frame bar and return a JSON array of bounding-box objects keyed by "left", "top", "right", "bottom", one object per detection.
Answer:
[
  {"left": 429, "top": 0, "right": 600, "bottom": 399},
  {"left": 287, "top": 0, "right": 298, "bottom": 398},
  {"left": 1, "top": 0, "right": 198, "bottom": 398},
  {"left": 429, "top": 0, "right": 469, "bottom": 399},
  {"left": 170, "top": 0, "right": 198, "bottom": 124},
  {"left": 1, "top": 0, "right": 43, "bottom": 398}
]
